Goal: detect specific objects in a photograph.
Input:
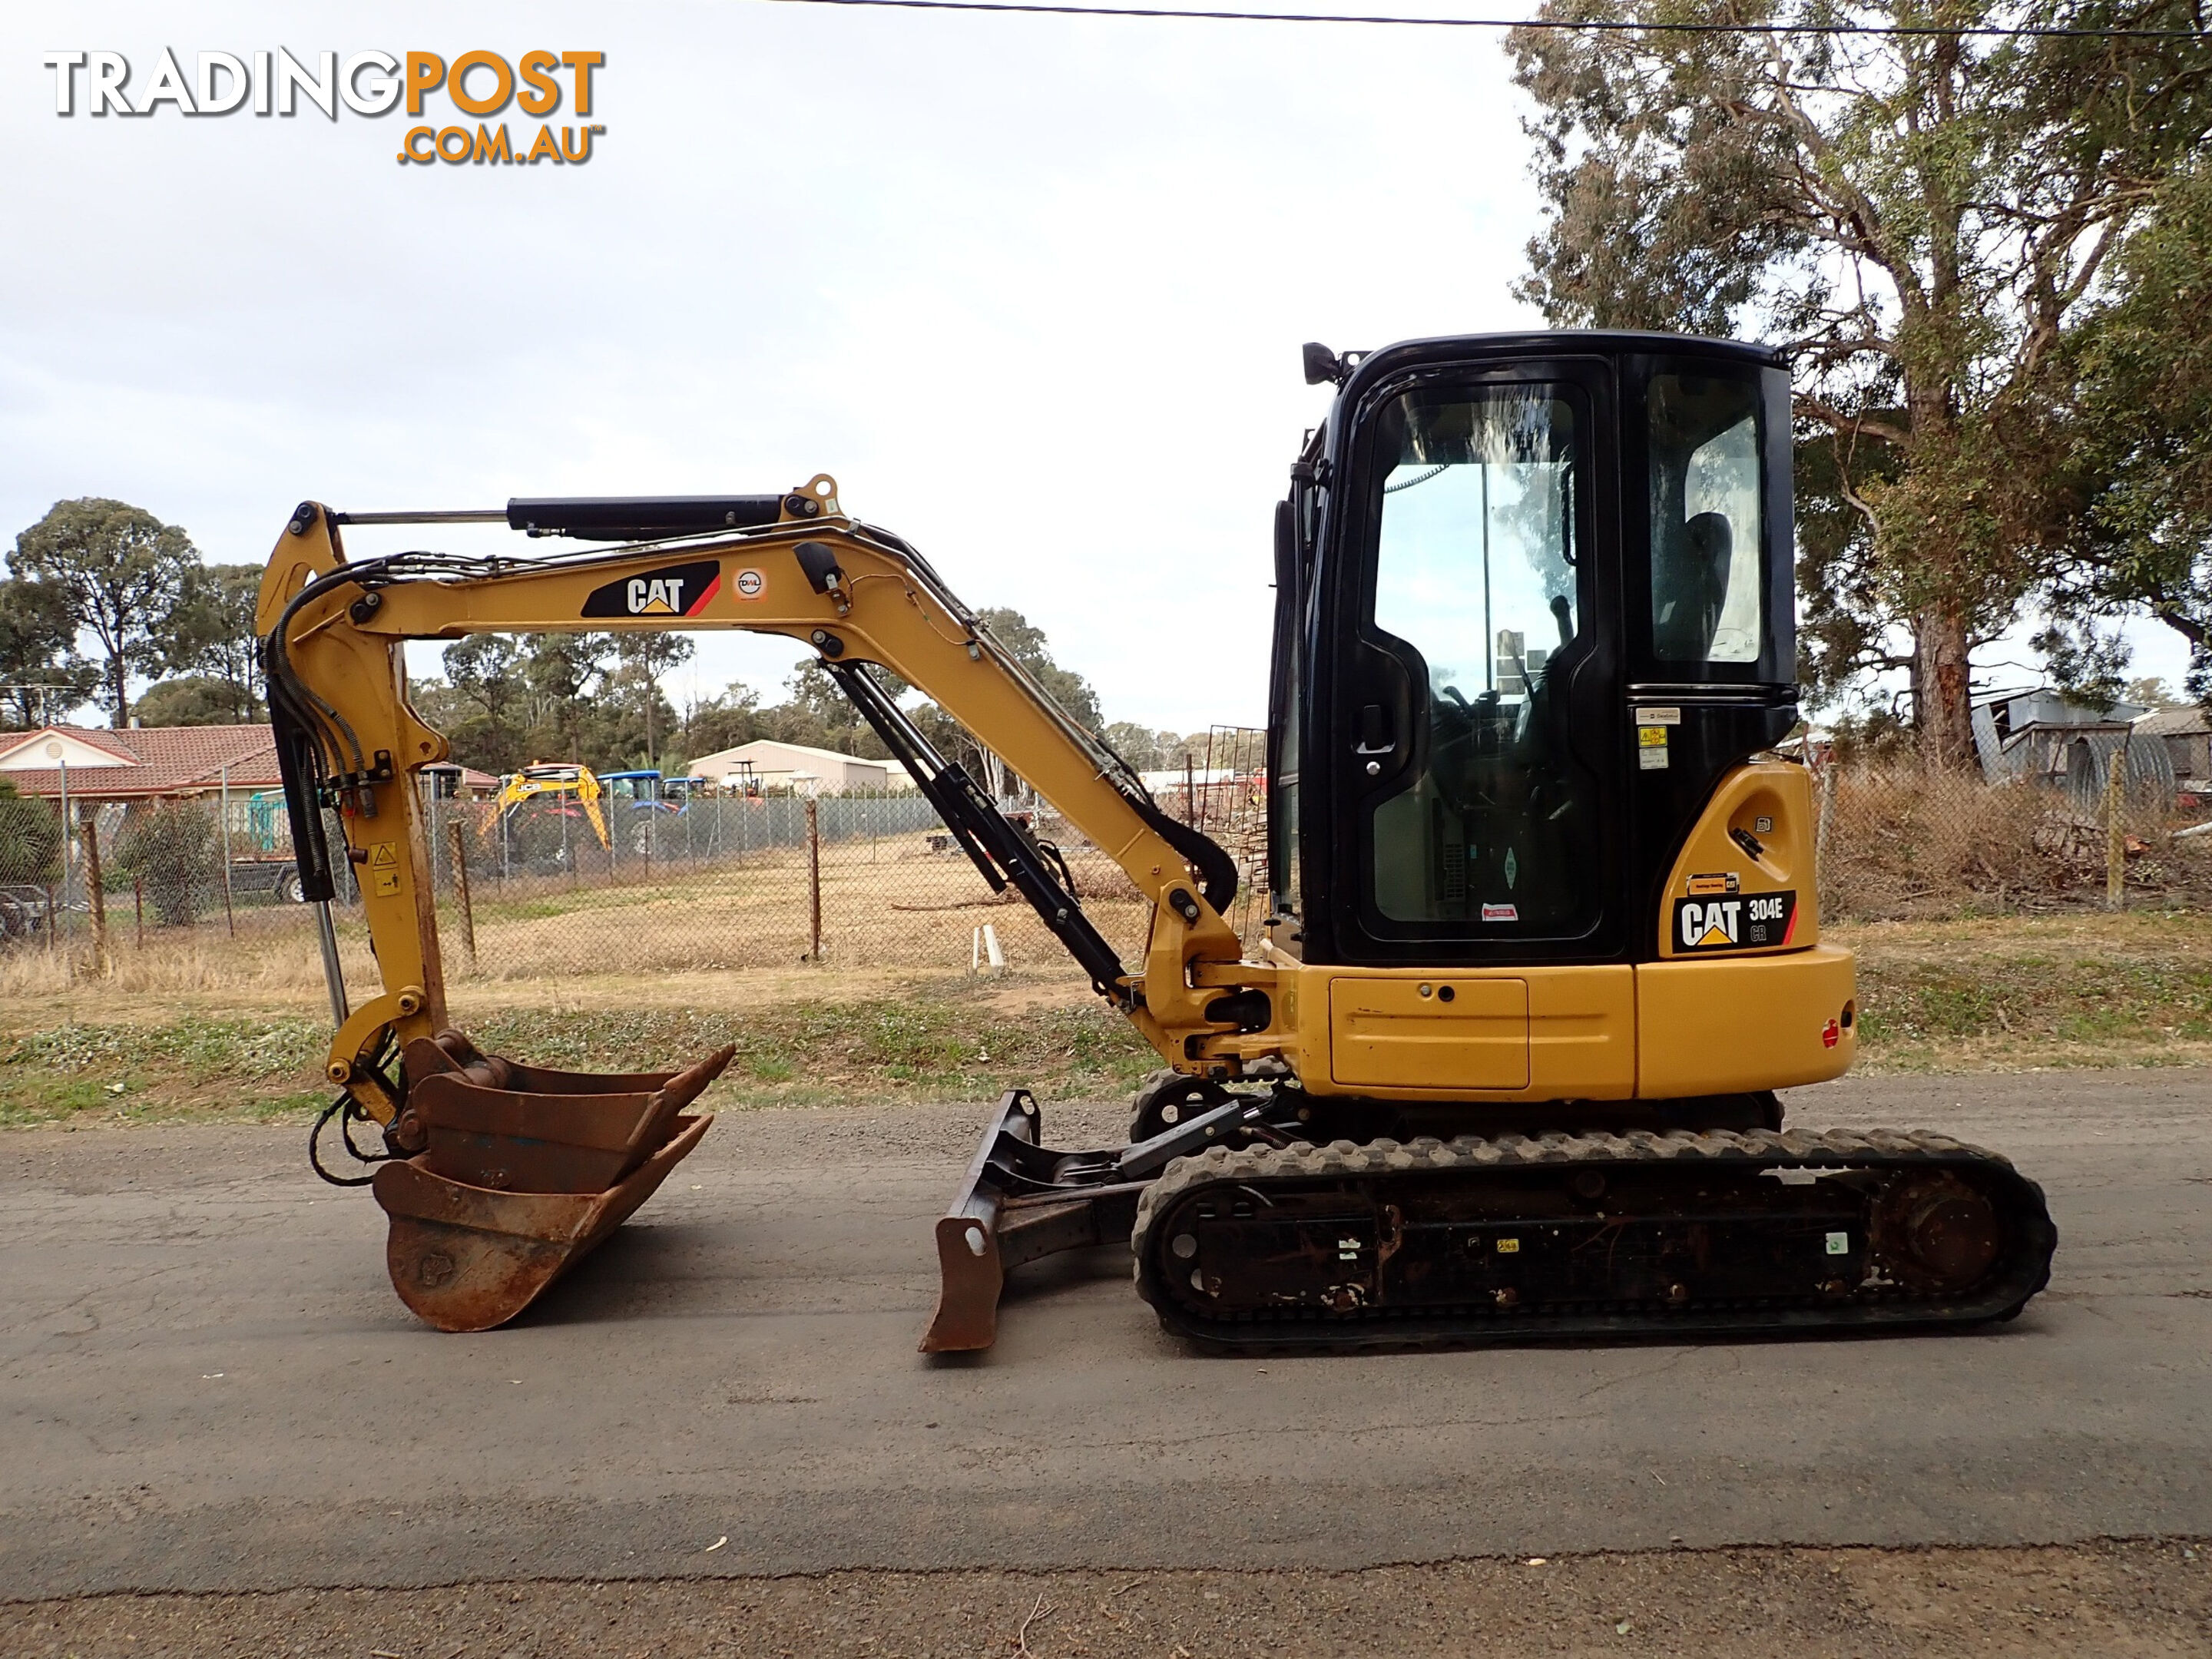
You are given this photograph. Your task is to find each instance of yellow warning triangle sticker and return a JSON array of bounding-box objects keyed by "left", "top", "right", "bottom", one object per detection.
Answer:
[{"left": 369, "top": 843, "right": 398, "bottom": 866}]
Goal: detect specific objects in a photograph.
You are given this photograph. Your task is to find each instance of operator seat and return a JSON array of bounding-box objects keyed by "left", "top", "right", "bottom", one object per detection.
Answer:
[{"left": 1655, "top": 511, "right": 1732, "bottom": 661}]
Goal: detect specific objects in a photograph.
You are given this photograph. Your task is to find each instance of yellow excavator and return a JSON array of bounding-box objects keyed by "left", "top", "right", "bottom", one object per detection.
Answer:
[
  {"left": 480, "top": 762, "right": 611, "bottom": 851},
  {"left": 259, "top": 330, "right": 2055, "bottom": 1346}
]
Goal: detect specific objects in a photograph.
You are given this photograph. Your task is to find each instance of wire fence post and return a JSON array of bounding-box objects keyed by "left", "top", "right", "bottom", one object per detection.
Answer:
[
  {"left": 53, "top": 752, "right": 69, "bottom": 974},
  {"left": 134, "top": 873, "right": 144, "bottom": 952},
  {"left": 1814, "top": 758, "right": 1838, "bottom": 915},
  {"left": 220, "top": 763, "right": 236, "bottom": 938},
  {"left": 2106, "top": 730, "right": 2132, "bottom": 911},
  {"left": 805, "top": 794, "right": 823, "bottom": 961},
  {"left": 448, "top": 816, "right": 478, "bottom": 973},
  {"left": 80, "top": 806, "right": 111, "bottom": 978}
]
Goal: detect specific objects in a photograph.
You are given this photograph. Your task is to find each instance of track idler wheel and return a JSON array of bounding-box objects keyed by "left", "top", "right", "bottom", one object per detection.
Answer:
[
  {"left": 1869, "top": 1173, "right": 2003, "bottom": 1294},
  {"left": 1128, "top": 1069, "right": 1235, "bottom": 1141},
  {"left": 369, "top": 1030, "right": 733, "bottom": 1332}
]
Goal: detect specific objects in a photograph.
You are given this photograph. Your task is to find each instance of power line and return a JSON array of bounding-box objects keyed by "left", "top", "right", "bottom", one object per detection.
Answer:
[{"left": 761, "top": 0, "right": 2209, "bottom": 38}]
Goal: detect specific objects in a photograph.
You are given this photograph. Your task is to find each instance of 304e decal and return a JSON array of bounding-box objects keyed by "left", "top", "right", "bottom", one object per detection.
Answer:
[
  {"left": 581, "top": 561, "right": 720, "bottom": 618},
  {"left": 1672, "top": 891, "right": 1796, "bottom": 952}
]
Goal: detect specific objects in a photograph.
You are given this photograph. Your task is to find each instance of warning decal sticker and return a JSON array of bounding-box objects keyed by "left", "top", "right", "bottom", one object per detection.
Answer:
[
  {"left": 368, "top": 841, "right": 400, "bottom": 896},
  {"left": 1671, "top": 890, "right": 1796, "bottom": 952}
]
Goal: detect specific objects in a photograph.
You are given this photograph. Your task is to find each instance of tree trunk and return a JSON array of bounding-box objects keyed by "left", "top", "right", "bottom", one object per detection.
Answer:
[
  {"left": 1897, "top": 350, "right": 1976, "bottom": 772},
  {"left": 1914, "top": 601, "right": 1977, "bottom": 770}
]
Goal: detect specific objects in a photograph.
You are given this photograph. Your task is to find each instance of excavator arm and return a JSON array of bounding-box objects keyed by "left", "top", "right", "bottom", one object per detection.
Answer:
[
  {"left": 258, "top": 475, "right": 1273, "bottom": 1101},
  {"left": 257, "top": 477, "right": 1286, "bottom": 1336}
]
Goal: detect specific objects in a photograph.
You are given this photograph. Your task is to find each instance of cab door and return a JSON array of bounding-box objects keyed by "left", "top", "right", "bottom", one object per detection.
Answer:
[{"left": 1307, "top": 354, "right": 1627, "bottom": 969}]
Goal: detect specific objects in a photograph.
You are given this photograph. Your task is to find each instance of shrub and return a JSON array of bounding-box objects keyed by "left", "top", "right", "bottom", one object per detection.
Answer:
[
  {"left": 114, "top": 802, "right": 221, "bottom": 926},
  {"left": 0, "top": 781, "right": 61, "bottom": 885}
]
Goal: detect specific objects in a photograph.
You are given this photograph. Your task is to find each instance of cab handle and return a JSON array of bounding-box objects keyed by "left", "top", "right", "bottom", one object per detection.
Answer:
[{"left": 1353, "top": 702, "right": 1396, "bottom": 756}]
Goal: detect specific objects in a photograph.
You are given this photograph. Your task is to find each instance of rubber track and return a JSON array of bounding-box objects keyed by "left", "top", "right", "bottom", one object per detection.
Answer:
[{"left": 1131, "top": 1125, "right": 2058, "bottom": 1350}]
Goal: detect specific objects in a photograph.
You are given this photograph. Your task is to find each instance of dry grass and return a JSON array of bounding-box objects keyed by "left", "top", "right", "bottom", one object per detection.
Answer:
[
  {"left": 13, "top": 1541, "right": 2212, "bottom": 1659},
  {"left": 0, "top": 838, "right": 1154, "bottom": 1000},
  {"left": 9, "top": 874, "right": 2212, "bottom": 1129},
  {"left": 1820, "top": 766, "right": 2212, "bottom": 919}
]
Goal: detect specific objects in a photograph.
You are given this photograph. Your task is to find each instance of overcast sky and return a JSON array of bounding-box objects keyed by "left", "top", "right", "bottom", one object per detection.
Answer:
[
  {"left": 4, "top": 0, "right": 2188, "bottom": 735},
  {"left": 3, "top": 0, "right": 1551, "bottom": 733}
]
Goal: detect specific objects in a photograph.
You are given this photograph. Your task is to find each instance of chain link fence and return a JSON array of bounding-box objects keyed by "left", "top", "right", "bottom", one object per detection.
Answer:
[
  {"left": 1810, "top": 751, "right": 2212, "bottom": 919},
  {"left": 0, "top": 728, "right": 1276, "bottom": 994},
  {"left": 8, "top": 736, "right": 2212, "bottom": 996}
]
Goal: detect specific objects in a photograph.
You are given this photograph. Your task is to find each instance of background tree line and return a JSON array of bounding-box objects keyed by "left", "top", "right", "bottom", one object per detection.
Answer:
[
  {"left": 2, "top": 499, "right": 265, "bottom": 729},
  {"left": 410, "top": 606, "right": 1231, "bottom": 784},
  {"left": 1512, "top": 0, "right": 2210, "bottom": 764},
  {"left": 3, "top": 502, "right": 1228, "bottom": 786}
]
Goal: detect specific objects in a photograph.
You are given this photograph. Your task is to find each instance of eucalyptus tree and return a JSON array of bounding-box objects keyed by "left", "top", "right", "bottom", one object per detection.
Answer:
[{"left": 1511, "top": 0, "right": 2211, "bottom": 759}]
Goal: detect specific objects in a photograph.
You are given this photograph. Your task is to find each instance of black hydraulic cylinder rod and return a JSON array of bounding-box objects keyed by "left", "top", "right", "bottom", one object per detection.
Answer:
[
  {"left": 505, "top": 495, "right": 786, "bottom": 540},
  {"left": 824, "top": 659, "right": 1131, "bottom": 998}
]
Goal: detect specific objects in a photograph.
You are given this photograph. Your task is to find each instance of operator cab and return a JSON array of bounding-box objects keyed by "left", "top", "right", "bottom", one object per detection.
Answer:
[
  {"left": 1269, "top": 333, "right": 1796, "bottom": 968},
  {"left": 601, "top": 770, "right": 666, "bottom": 809}
]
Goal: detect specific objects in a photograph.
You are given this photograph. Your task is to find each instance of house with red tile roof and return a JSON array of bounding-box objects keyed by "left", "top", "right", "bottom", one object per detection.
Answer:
[{"left": 0, "top": 724, "right": 282, "bottom": 802}]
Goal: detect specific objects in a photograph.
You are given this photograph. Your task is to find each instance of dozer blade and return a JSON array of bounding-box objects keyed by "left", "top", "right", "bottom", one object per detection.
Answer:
[
  {"left": 369, "top": 1031, "right": 733, "bottom": 1332},
  {"left": 920, "top": 1091, "right": 1144, "bottom": 1353}
]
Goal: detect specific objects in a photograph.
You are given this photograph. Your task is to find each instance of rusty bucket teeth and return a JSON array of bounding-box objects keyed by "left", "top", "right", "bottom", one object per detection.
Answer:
[{"left": 371, "top": 1031, "right": 733, "bottom": 1332}]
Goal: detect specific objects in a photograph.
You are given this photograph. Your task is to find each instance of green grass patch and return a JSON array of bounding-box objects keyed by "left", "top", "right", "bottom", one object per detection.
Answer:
[
  {"left": 0, "top": 1015, "right": 331, "bottom": 1127},
  {"left": 12, "top": 920, "right": 2212, "bottom": 1129},
  {"left": 0, "top": 988, "right": 1158, "bottom": 1127},
  {"left": 463, "top": 992, "right": 1157, "bottom": 1106},
  {"left": 1856, "top": 955, "right": 2212, "bottom": 1045}
]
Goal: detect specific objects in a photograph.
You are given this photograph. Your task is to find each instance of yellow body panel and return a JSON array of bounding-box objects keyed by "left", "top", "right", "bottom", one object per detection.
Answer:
[
  {"left": 1275, "top": 763, "right": 1855, "bottom": 1103},
  {"left": 1330, "top": 976, "right": 1530, "bottom": 1090},
  {"left": 1636, "top": 943, "right": 1857, "bottom": 1094},
  {"left": 1294, "top": 950, "right": 1852, "bottom": 1102},
  {"left": 1306, "top": 965, "right": 1637, "bottom": 1101},
  {"left": 1657, "top": 760, "right": 1819, "bottom": 958}
]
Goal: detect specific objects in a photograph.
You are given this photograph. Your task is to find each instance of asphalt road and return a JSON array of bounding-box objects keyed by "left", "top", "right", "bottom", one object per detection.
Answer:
[{"left": 2, "top": 1071, "right": 2207, "bottom": 1599}]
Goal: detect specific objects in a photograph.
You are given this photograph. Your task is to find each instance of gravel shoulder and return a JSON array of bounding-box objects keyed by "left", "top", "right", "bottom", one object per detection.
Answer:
[{"left": 8, "top": 1543, "right": 2210, "bottom": 1658}]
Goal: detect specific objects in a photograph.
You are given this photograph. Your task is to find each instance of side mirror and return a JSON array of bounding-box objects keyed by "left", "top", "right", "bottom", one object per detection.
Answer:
[{"left": 1302, "top": 342, "right": 1343, "bottom": 386}]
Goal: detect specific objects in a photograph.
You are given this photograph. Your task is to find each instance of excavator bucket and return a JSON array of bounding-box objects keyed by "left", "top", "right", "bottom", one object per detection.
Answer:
[{"left": 370, "top": 1031, "right": 733, "bottom": 1332}]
